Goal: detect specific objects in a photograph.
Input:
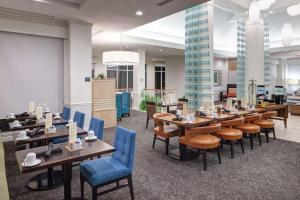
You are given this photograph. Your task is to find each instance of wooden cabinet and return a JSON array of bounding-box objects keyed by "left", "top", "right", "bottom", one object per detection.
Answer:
[{"left": 92, "top": 79, "right": 117, "bottom": 128}]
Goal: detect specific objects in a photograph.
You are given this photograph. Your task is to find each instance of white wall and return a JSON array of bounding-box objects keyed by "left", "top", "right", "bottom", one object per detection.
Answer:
[
  {"left": 164, "top": 56, "right": 185, "bottom": 98},
  {"left": 214, "top": 57, "right": 229, "bottom": 101},
  {"left": 287, "top": 59, "right": 300, "bottom": 80},
  {"left": 0, "top": 31, "right": 64, "bottom": 117},
  {"left": 66, "top": 20, "right": 92, "bottom": 128}
]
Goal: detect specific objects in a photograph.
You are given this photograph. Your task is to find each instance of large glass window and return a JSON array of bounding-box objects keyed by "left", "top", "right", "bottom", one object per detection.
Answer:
[
  {"left": 107, "top": 65, "right": 133, "bottom": 91},
  {"left": 155, "top": 66, "right": 166, "bottom": 90}
]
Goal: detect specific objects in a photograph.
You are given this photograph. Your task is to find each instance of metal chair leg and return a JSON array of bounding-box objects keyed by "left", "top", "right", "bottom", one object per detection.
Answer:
[
  {"left": 92, "top": 187, "right": 97, "bottom": 200},
  {"left": 165, "top": 138, "right": 169, "bottom": 155},
  {"left": 240, "top": 139, "right": 244, "bottom": 154},
  {"left": 249, "top": 134, "right": 254, "bottom": 150},
  {"left": 146, "top": 117, "right": 149, "bottom": 129},
  {"left": 272, "top": 128, "right": 276, "bottom": 140},
  {"left": 257, "top": 133, "right": 262, "bottom": 146},
  {"left": 265, "top": 128, "right": 270, "bottom": 143},
  {"left": 152, "top": 134, "right": 156, "bottom": 148},
  {"left": 203, "top": 150, "right": 207, "bottom": 171},
  {"left": 128, "top": 175, "right": 135, "bottom": 200},
  {"left": 217, "top": 147, "right": 221, "bottom": 164},
  {"left": 80, "top": 174, "right": 84, "bottom": 200},
  {"left": 229, "top": 141, "right": 234, "bottom": 159}
]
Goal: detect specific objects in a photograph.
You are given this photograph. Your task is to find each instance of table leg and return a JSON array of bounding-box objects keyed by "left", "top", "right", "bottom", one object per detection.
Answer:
[
  {"left": 63, "top": 163, "right": 72, "bottom": 200},
  {"left": 26, "top": 167, "right": 63, "bottom": 191},
  {"left": 284, "top": 117, "right": 287, "bottom": 128}
]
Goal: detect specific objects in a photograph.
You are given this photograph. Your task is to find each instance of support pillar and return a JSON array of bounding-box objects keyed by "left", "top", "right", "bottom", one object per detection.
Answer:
[{"left": 132, "top": 50, "right": 145, "bottom": 110}]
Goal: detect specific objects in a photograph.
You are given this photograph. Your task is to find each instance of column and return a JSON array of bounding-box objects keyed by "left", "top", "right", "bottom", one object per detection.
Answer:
[
  {"left": 132, "top": 50, "right": 145, "bottom": 110},
  {"left": 64, "top": 20, "right": 92, "bottom": 128},
  {"left": 185, "top": 1, "right": 214, "bottom": 110},
  {"left": 277, "top": 58, "right": 288, "bottom": 87},
  {"left": 245, "top": 18, "right": 265, "bottom": 94}
]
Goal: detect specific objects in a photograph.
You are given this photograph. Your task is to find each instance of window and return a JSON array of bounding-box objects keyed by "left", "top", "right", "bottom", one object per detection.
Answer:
[
  {"left": 107, "top": 65, "right": 133, "bottom": 91},
  {"left": 155, "top": 66, "right": 166, "bottom": 90}
]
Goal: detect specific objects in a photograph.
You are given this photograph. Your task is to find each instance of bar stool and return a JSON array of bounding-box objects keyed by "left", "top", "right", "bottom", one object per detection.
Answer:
[
  {"left": 254, "top": 111, "right": 277, "bottom": 143},
  {"left": 153, "top": 113, "right": 180, "bottom": 155},
  {"left": 237, "top": 114, "right": 262, "bottom": 150},
  {"left": 179, "top": 123, "right": 221, "bottom": 171},
  {"left": 217, "top": 118, "right": 244, "bottom": 159}
]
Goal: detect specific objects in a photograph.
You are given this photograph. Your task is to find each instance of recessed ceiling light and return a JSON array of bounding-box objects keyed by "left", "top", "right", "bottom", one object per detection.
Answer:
[
  {"left": 136, "top": 10, "right": 143, "bottom": 16},
  {"left": 33, "top": 0, "right": 51, "bottom": 3},
  {"left": 159, "top": 49, "right": 163, "bottom": 52}
]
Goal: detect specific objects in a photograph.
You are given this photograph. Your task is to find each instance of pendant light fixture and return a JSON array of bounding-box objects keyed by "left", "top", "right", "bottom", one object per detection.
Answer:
[
  {"left": 249, "top": 1, "right": 261, "bottom": 24},
  {"left": 287, "top": 4, "right": 300, "bottom": 16},
  {"left": 102, "top": 34, "right": 140, "bottom": 66},
  {"left": 281, "top": 23, "right": 294, "bottom": 47}
]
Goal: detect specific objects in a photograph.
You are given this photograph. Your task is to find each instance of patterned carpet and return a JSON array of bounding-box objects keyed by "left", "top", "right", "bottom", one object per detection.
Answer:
[{"left": 4, "top": 111, "right": 300, "bottom": 200}]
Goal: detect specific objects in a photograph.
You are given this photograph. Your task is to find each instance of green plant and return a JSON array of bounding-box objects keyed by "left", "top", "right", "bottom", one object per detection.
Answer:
[
  {"left": 96, "top": 73, "right": 105, "bottom": 79},
  {"left": 139, "top": 90, "right": 160, "bottom": 111}
]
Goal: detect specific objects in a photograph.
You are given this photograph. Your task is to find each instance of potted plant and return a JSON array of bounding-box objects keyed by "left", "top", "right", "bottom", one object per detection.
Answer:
[{"left": 96, "top": 73, "right": 105, "bottom": 79}]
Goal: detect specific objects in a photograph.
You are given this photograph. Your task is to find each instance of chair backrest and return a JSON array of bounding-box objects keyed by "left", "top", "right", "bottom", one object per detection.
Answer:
[
  {"left": 262, "top": 111, "right": 277, "bottom": 119},
  {"left": 73, "top": 111, "right": 85, "bottom": 129},
  {"left": 244, "top": 114, "right": 262, "bottom": 123},
  {"left": 112, "top": 127, "right": 136, "bottom": 171},
  {"left": 153, "top": 112, "right": 175, "bottom": 132},
  {"left": 186, "top": 123, "right": 221, "bottom": 142},
  {"left": 146, "top": 102, "right": 156, "bottom": 118},
  {"left": 89, "top": 117, "right": 104, "bottom": 140},
  {"left": 221, "top": 117, "right": 244, "bottom": 128},
  {"left": 61, "top": 106, "right": 71, "bottom": 120}
]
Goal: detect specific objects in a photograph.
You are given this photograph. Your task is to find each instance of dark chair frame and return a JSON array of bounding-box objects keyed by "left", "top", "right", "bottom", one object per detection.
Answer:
[{"left": 80, "top": 173, "right": 134, "bottom": 200}]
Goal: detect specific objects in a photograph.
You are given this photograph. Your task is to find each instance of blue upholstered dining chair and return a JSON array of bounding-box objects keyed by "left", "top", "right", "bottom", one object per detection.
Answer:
[
  {"left": 80, "top": 127, "right": 136, "bottom": 200},
  {"left": 52, "top": 111, "right": 85, "bottom": 144},
  {"left": 121, "top": 92, "right": 131, "bottom": 116},
  {"left": 61, "top": 106, "right": 71, "bottom": 120},
  {"left": 74, "top": 111, "right": 85, "bottom": 129},
  {"left": 89, "top": 117, "right": 104, "bottom": 140}
]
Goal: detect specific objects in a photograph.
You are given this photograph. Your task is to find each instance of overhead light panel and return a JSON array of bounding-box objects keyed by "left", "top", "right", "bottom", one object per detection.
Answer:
[
  {"left": 136, "top": 10, "right": 143, "bottom": 16},
  {"left": 287, "top": 5, "right": 300, "bottom": 16},
  {"left": 33, "top": 0, "right": 51, "bottom": 3}
]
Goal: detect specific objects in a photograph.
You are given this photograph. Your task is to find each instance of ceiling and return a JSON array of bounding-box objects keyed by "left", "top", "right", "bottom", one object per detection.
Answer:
[{"left": 0, "top": 0, "right": 208, "bottom": 32}]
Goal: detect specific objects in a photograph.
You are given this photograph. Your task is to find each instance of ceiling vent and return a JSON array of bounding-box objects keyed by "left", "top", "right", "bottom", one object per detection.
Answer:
[{"left": 157, "top": 0, "right": 175, "bottom": 6}]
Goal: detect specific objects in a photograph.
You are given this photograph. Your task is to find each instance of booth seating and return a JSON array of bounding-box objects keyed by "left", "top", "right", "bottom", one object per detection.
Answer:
[
  {"left": 116, "top": 93, "right": 122, "bottom": 120},
  {"left": 179, "top": 123, "right": 222, "bottom": 171},
  {"left": 116, "top": 92, "right": 131, "bottom": 121}
]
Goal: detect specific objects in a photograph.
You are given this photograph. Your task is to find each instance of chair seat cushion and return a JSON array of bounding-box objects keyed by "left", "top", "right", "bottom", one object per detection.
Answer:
[
  {"left": 254, "top": 120, "right": 275, "bottom": 129},
  {"left": 154, "top": 125, "right": 179, "bottom": 138},
  {"left": 217, "top": 128, "right": 243, "bottom": 140},
  {"left": 189, "top": 135, "right": 220, "bottom": 149},
  {"left": 80, "top": 157, "right": 130, "bottom": 187},
  {"left": 237, "top": 124, "right": 260, "bottom": 134}
]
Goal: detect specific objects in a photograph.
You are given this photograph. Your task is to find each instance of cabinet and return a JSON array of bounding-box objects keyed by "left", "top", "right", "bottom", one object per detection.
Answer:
[{"left": 92, "top": 79, "right": 117, "bottom": 128}]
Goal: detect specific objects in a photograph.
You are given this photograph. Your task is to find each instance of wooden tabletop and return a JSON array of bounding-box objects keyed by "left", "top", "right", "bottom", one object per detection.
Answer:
[
  {"left": 204, "top": 113, "right": 236, "bottom": 121},
  {"left": 15, "top": 139, "right": 115, "bottom": 174},
  {"left": 155, "top": 114, "right": 213, "bottom": 127},
  {"left": 13, "top": 127, "right": 87, "bottom": 145},
  {"left": 8, "top": 118, "right": 67, "bottom": 132},
  {"left": 228, "top": 110, "right": 255, "bottom": 116}
]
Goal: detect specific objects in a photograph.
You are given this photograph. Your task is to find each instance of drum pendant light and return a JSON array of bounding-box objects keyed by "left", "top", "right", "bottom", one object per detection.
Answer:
[{"left": 103, "top": 34, "right": 140, "bottom": 66}]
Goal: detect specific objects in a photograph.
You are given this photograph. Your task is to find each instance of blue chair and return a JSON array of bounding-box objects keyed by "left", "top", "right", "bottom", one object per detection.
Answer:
[
  {"left": 61, "top": 106, "right": 71, "bottom": 120},
  {"left": 116, "top": 93, "right": 122, "bottom": 120},
  {"left": 52, "top": 111, "right": 85, "bottom": 144},
  {"left": 74, "top": 111, "right": 85, "bottom": 129},
  {"left": 80, "top": 127, "right": 136, "bottom": 200},
  {"left": 89, "top": 117, "right": 104, "bottom": 140},
  {"left": 121, "top": 92, "right": 131, "bottom": 117}
]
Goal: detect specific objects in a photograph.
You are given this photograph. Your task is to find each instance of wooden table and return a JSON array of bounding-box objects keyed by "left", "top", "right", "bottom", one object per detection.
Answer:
[
  {"left": 256, "top": 104, "right": 288, "bottom": 128},
  {"left": 15, "top": 140, "right": 115, "bottom": 200},
  {"left": 154, "top": 114, "right": 213, "bottom": 161},
  {"left": 13, "top": 127, "right": 87, "bottom": 191},
  {"left": 13, "top": 127, "right": 87, "bottom": 146},
  {"left": 205, "top": 113, "right": 236, "bottom": 121},
  {"left": 5, "top": 118, "right": 67, "bottom": 132}
]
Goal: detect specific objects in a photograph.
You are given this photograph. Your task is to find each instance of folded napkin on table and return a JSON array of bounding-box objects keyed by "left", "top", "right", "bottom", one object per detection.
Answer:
[{"left": 36, "top": 142, "right": 63, "bottom": 158}]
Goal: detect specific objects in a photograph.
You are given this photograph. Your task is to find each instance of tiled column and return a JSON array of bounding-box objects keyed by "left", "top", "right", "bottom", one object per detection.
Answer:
[
  {"left": 237, "top": 20, "right": 246, "bottom": 99},
  {"left": 264, "top": 21, "right": 271, "bottom": 85},
  {"left": 185, "top": 1, "right": 214, "bottom": 110}
]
